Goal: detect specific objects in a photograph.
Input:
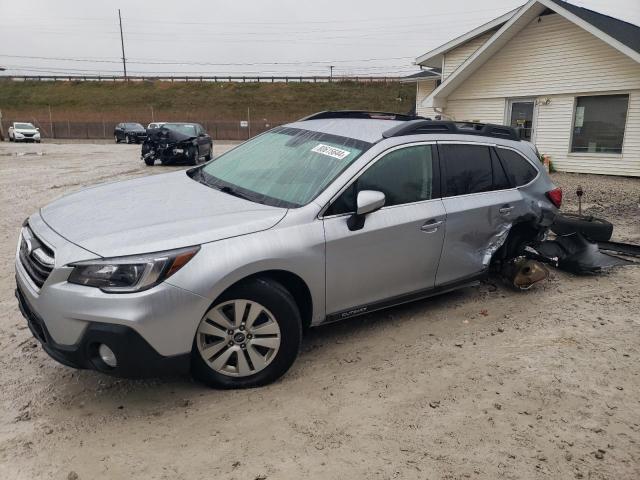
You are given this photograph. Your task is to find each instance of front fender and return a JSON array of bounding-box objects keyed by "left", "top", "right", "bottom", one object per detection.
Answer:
[{"left": 166, "top": 220, "right": 326, "bottom": 325}]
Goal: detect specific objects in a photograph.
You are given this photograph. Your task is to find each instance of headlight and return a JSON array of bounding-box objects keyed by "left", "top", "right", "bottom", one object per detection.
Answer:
[{"left": 67, "top": 246, "right": 200, "bottom": 293}]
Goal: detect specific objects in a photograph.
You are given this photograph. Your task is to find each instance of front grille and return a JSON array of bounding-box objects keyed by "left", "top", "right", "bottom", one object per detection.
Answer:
[
  {"left": 22, "top": 133, "right": 35, "bottom": 137},
  {"left": 19, "top": 227, "right": 54, "bottom": 288}
]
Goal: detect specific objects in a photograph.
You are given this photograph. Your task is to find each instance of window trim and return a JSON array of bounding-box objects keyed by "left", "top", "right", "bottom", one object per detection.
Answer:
[
  {"left": 319, "top": 141, "right": 439, "bottom": 219},
  {"left": 568, "top": 93, "right": 630, "bottom": 157}
]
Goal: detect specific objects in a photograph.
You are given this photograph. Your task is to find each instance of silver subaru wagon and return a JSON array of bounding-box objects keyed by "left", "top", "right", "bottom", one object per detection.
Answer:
[{"left": 15, "top": 111, "right": 561, "bottom": 388}]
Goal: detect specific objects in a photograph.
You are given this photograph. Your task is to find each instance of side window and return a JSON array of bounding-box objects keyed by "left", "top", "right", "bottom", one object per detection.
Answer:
[
  {"left": 441, "top": 144, "right": 494, "bottom": 196},
  {"left": 496, "top": 148, "right": 538, "bottom": 187},
  {"left": 326, "top": 145, "right": 435, "bottom": 215}
]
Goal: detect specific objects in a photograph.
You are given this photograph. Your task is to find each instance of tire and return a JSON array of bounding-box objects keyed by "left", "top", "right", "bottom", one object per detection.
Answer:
[
  {"left": 114, "top": 135, "right": 120, "bottom": 143},
  {"left": 187, "top": 145, "right": 199, "bottom": 166},
  {"left": 125, "top": 134, "right": 132, "bottom": 144},
  {"left": 204, "top": 143, "right": 213, "bottom": 161},
  {"left": 191, "top": 278, "right": 302, "bottom": 389},
  {"left": 551, "top": 213, "right": 613, "bottom": 242},
  {"left": 9, "top": 135, "right": 14, "bottom": 142},
  {"left": 144, "top": 157, "right": 155, "bottom": 166}
]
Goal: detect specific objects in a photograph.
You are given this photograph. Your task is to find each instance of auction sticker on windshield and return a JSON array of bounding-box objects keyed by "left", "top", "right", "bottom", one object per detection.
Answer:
[{"left": 311, "top": 144, "right": 351, "bottom": 160}]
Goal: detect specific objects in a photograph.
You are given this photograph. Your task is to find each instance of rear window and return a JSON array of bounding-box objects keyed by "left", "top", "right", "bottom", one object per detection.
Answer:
[{"left": 495, "top": 147, "right": 538, "bottom": 187}]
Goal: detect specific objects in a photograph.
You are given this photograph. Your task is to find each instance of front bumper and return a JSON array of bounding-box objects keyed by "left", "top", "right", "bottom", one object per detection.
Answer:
[
  {"left": 14, "top": 214, "right": 213, "bottom": 377},
  {"left": 16, "top": 285, "right": 190, "bottom": 377},
  {"left": 14, "top": 135, "right": 40, "bottom": 142}
]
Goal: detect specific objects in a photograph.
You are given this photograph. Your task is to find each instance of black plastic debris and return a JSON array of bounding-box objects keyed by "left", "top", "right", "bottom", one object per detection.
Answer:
[{"left": 528, "top": 233, "right": 635, "bottom": 275}]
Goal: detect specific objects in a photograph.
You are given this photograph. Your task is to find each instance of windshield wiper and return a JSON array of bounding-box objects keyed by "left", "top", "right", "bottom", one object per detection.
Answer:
[{"left": 217, "top": 185, "right": 255, "bottom": 202}]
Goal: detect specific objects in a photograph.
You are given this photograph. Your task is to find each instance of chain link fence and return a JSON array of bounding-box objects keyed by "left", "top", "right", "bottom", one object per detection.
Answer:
[{"left": 1, "top": 119, "right": 286, "bottom": 141}]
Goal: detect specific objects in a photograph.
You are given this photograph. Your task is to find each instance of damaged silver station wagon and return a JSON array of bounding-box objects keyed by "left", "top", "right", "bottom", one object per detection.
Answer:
[{"left": 15, "top": 111, "right": 562, "bottom": 388}]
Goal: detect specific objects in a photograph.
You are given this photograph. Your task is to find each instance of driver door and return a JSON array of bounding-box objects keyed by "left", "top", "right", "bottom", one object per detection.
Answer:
[{"left": 323, "top": 144, "right": 446, "bottom": 318}]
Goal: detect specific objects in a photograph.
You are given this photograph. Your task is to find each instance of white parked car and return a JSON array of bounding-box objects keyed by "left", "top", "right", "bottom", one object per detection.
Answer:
[
  {"left": 147, "top": 122, "right": 166, "bottom": 130},
  {"left": 8, "top": 122, "right": 41, "bottom": 143}
]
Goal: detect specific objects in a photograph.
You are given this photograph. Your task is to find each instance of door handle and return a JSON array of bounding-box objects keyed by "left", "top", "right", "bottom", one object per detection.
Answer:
[
  {"left": 421, "top": 220, "right": 443, "bottom": 233},
  {"left": 499, "top": 206, "right": 515, "bottom": 215}
]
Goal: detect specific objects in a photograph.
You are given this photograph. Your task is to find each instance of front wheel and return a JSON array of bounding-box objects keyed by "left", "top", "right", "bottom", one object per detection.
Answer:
[
  {"left": 187, "top": 145, "right": 199, "bottom": 165},
  {"left": 125, "top": 134, "right": 132, "bottom": 144},
  {"left": 191, "top": 279, "right": 302, "bottom": 389},
  {"left": 114, "top": 135, "right": 120, "bottom": 143}
]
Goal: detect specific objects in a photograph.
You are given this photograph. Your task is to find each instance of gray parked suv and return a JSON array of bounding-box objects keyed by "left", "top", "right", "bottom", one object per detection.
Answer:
[{"left": 15, "top": 111, "right": 562, "bottom": 388}]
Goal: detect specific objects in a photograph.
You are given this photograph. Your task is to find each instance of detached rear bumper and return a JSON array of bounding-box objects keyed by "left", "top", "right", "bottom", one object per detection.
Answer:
[{"left": 15, "top": 285, "right": 190, "bottom": 378}]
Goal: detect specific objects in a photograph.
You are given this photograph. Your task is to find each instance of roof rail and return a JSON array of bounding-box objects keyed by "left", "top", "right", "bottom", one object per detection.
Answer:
[
  {"left": 299, "top": 110, "right": 426, "bottom": 122},
  {"left": 382, "top": 120, "right": 521, "bottom": 141}
]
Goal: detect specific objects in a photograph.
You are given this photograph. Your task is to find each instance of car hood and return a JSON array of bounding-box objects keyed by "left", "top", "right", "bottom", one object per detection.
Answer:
[
  {"left": 40, "top": 171, "right": 287, "bottom": 258},
  {"left": 15, "top": 128, "right": 38, "bottom": 134}
]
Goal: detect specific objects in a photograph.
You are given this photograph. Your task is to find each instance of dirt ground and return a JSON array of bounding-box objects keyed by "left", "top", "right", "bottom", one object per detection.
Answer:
[{"left": 0, "top": 141, "right": 638, "bottom": 480}]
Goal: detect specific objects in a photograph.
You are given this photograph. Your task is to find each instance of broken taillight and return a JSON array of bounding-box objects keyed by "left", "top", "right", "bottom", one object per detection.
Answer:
[{"left": 546, "top": 188, "right": 563, "bottom": 208}]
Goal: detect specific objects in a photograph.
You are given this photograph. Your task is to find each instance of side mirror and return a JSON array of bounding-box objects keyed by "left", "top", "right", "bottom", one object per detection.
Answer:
[{"left": 347, "top": 190, "right": 385, "bottom": 231}]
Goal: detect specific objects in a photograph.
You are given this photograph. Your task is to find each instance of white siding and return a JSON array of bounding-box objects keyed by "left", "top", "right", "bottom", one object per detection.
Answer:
[
  {"left": 443, "top": 98, "right": 505, "bottom": 123},
  {"left": 442, "top": 31, "right": 496, "bottom": 81},
  {"left": 535, "top": 91, "right": 640, "bottom": 176},
  {"left": 438, "top": 12, "right": 640, "bottom": 176},
  {"left": 415, "top": 80, "right": 438, "bottom": 117},
  {"left": 449, "top": 14, "right": 640, "bottom": 100}
]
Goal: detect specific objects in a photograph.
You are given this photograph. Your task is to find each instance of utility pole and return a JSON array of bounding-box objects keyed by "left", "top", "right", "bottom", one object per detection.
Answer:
[
  {"left": 118, "top": 9, "right": 127, "bottom": 80},
  {"left": 329, "top": 65, "right": 334, "bottom": 82}
]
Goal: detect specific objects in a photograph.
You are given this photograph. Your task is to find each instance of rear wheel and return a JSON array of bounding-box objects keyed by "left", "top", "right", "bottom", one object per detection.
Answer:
[{"left": 191, "top": 279, "right": 302, "bottom": 389}]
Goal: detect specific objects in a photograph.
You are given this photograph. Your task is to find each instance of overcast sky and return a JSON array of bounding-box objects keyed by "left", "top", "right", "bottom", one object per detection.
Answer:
[{"left": 0, "top": 0, "right": 638, "bottom": 77}]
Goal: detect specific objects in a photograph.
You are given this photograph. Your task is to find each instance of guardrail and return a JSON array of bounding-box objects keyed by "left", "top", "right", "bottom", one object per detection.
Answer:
[{"left": 0, "top": 75, "right": 403, "bottom": 83}]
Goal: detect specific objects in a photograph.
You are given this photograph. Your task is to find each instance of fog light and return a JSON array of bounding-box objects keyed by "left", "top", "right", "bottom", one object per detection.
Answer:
[{"left": 98, "top": 344, "right": 117, "bottom": 368}]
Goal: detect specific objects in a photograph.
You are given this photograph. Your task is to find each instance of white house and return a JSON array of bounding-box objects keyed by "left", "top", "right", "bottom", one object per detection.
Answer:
[{"left": 410, "top": 0, "right": 640, "bottom": 176}]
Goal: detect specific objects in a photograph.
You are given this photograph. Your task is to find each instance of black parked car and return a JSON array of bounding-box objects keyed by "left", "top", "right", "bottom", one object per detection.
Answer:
[
  {"left": 114, "top": 123, "right": 147, "bottom": 144},
  {"left": 141, "top": 123, "right": 213, "bottom": 166}
]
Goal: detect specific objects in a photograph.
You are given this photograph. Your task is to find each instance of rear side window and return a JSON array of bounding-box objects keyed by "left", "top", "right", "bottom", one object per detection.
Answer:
[
  {"left": 496, "top": 147, "right": 538, "bottom": 186},
  {"left": 326, "top": 145, "right": 435, "bottom": 215},
  {"left": 441, "top": 144, "right": 496, "bottom": 196}
]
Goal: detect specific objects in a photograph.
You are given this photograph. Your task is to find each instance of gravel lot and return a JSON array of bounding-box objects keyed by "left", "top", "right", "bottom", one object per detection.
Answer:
[{"left": 0, "top": 141, "right": 639, "bottom": 480}]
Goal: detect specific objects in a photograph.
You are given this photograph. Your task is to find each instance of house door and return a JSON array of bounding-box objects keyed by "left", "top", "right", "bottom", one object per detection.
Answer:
[{"left": 507, "top": 99, "right": 535, "bottom": 141}]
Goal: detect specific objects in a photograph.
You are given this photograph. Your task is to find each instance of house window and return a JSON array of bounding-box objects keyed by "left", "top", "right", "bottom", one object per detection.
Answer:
[{"left": 571, "top": 94, "right": 629, "bottom": 154}]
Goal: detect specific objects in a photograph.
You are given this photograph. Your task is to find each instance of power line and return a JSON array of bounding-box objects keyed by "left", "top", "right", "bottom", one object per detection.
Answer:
[
  {"left": 0, "top": 6, "right": 516, "bottom": 27},
  {"left": 0, "top": 53, "right": 415, "bottom": 66}
]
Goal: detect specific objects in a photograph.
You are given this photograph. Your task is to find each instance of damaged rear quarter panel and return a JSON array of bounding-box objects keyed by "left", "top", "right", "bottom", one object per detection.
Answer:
[{"left": 436, "top": 189, "right": 523, "bottom": 285}]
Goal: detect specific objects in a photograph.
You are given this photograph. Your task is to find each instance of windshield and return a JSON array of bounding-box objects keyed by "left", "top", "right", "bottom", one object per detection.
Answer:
[
  {"left": 199, "top": 127, "right": 371, "bottom": 208},
  {"left": 15, "top": 123, "right": 35, "bottom": 129},
  {"left": 164, "top": 123, "right": 197, "bottom": 136},
  {"left": 125, "top": 123, "right": 144, "bottom": 130}
]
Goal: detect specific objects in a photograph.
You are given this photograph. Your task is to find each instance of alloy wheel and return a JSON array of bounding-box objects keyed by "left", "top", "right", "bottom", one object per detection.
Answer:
[{"left": 196, "top": 300, "right": 281, "bottom": 377}]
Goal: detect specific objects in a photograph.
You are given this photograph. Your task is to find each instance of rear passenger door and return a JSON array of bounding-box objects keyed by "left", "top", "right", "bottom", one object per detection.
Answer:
[{"left": 435, "top": 142, "right": 522, "bottom": 286}]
